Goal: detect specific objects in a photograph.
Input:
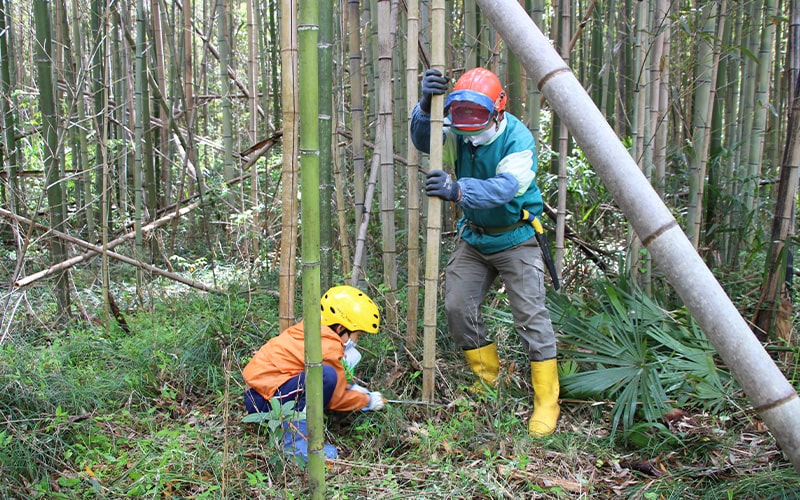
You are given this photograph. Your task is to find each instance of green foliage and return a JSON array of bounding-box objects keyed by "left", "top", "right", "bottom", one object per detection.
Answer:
[
  {"left": 1, "top": 286, "right": 796, "bottom": 498},
  {"left": 242, "top": 398, "right": 303, "bottom": 433},
  {"left": 549, "top": 279, "right": 738, "bottom": 436}
]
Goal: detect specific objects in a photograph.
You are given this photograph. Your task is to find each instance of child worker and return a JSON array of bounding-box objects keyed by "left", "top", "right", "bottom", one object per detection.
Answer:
[{"left": 242, "top": 285, "right": 385, "bottom": 461}]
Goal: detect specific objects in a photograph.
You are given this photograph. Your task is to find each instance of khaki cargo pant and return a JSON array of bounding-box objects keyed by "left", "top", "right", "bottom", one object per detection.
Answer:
[{"left": 445, "top": 236, "right": 557, "bottom": 361}]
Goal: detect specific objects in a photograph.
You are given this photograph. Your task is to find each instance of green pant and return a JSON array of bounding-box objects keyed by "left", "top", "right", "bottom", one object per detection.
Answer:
[{"left": 445, "top": 236, "right": 557, "bottom": 361}]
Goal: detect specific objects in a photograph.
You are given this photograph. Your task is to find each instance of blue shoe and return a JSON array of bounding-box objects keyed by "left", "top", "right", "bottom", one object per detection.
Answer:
[{"left": 283, "top": 420, "right": 338, "bottom": 460}]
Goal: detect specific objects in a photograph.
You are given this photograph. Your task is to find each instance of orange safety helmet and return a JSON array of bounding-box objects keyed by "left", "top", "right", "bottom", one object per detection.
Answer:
[{"left": 445, "top": 68, "right": 507, "bottom": 133}]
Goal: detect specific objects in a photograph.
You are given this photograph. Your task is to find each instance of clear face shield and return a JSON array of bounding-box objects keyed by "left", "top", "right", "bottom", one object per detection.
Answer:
[{"left": 445, "top": 90, "right": 497, "bottom": 136}]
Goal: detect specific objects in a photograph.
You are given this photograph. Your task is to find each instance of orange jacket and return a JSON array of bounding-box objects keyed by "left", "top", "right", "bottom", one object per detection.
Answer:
[{"left": 242, "top": 321, "right": 370, "bottom": 412}]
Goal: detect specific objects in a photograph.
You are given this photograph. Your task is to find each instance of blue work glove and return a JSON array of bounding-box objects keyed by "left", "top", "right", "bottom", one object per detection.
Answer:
[
  {"left": 425, "top": 170, "right": 461, "bottom": 202},
  {"left": 419, "top": 69, "right": 449, "bottom": 114},
  {"left": 362, "top": 391, "right": 385, "bottom": 412}
]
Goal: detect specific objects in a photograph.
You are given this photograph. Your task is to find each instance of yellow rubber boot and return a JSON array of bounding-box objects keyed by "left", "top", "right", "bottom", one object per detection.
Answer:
[
  {"left": 528, "top": 359, "right": 560, "bottom": 436},
  {"left": 463, "top": 343, "right": 500, "bottom": 393}
]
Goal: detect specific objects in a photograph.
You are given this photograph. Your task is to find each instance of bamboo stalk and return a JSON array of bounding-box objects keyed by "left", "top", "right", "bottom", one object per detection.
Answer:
[
  {"left": 1, "top": 205, "right": 205, "bottom": 290},
  {"left": 16, "top": 244, "right": 215, "bottom": 293},
  {"left": 475, "top": 0, "right": 800, "bottom": 472},
  {"left": 350, "top": 154, "right": 381, "bottom": 286},
  {"left": 298, "top": 0, "right": 325, "bottom": 483},
  {"left": 278, "top": 0, "right": 299, "bottom": 331},
  {"left": 377, "top": 0, "right": 398, "bottom": 332},
  {"left": 422, "top": 0, "right": 445, "bottom": 402},
  {"left": 405, "top": 0, "right": 421, "bottom": 349}
]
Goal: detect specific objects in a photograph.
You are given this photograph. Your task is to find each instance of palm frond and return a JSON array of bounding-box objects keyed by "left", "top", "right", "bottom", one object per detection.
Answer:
[{"left": 554, "top": 280, "right": 734, "bottom": 434}]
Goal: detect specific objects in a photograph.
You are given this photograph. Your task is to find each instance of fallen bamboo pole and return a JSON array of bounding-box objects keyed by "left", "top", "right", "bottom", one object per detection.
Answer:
[{"left": 1, "top": 206, "right": 215, "bottom": 292}]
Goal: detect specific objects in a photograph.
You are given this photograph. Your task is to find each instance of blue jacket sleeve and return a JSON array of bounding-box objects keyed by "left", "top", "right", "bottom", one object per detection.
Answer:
[
  {"left": 457, "top": 173, "right": 519, "bottom": 210},
  {"left": 410, "top": 104, "right": 434, "bottom": 153}
]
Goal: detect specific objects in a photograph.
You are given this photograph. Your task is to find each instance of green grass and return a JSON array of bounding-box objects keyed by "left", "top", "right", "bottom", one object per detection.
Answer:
[{"left": 1, "top": 287, "right": 798, "bottom": 499}]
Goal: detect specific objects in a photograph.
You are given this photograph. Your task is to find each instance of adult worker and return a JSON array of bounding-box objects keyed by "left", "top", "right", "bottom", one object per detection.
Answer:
[
  {"left": 242, "top": 285, "right": 385, "bottom": 460},
  {"left": 410, "top": 67, "right": 559, "bottom": 436}
]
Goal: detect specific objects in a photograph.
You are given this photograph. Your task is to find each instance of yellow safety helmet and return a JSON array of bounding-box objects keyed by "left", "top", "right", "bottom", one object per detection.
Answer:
[{"left": 320, "top": 285, "right": 380, "bottom": 334}]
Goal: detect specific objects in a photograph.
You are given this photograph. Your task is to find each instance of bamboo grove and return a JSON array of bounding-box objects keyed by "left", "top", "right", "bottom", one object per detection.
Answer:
[{"left": 1, "top": 2, "right": 797, "bottom": 343}]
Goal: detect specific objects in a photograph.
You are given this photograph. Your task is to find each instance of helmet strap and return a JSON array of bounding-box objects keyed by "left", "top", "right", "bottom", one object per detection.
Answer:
[{"left": 331, "top": 324, "right": 349, "bottom": 337}]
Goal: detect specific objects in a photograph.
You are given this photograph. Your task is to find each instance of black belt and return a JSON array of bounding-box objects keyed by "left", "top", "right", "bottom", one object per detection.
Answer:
[{"left": 466, "top": 220, "right": 526, "bottom": 235}]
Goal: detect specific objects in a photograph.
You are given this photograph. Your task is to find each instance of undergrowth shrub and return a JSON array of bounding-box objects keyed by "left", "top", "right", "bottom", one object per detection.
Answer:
[
  {"left": 2, "top": 283, "right": 797, "bottom": 498},
  {"left": 548, "top": 278, "right": 740, "bottom": 436}
]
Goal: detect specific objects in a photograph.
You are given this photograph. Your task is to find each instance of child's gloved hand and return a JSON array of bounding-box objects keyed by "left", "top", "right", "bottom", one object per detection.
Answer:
[
  {"left": 362, "top": 391, "right": 385, "bottom": 412},
  {"left": 348, "top": 383, "right": 370, "bottom": 395}
]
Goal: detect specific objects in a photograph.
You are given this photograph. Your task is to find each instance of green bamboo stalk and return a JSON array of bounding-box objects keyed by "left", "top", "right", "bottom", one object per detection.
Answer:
[
  {"left": 267, "top": 1, "right": 280, "bottom": 127},
  {"left": 686, "top": 0, "right": 725, "bottom": 248},
  {"left": 90, "top": 0, "right": 106, "bottom": 220},
  {"left": 34, "top": 0, "right": 71, "bottom": 315},
  {"left": 629, "top": 0, "right": 649, "bottom": 290},
  {"left": 112, "top": 7, "right": 128, "bottom": 218},
  {"left": 555, "top": 0, "right": 569, "bottom": 276},
  {"left": 507, "top": 52, "right": 523, "bottom": 118},
  {"left": 652, "top": 0, "right": 671, "bottom": 200},
  {"left": 364, "top": 0, "right": 377, "bottom": 130},
  {"left": 69, "top": 0, "right": 95, "bottom": 241},
  {"left": 319, "top": 0, "right": 333, "bottom": 290},
  {"left": 96, "top": 0, "right": 111, "bottom": 329},
  {"left": 605, "top": 0, "right": 619, "bottom": 132},
  {"left": 620, "top": 0, "right": 632, "bottom": 137},
  {"left": 588, "top": 0, "right": 603, "bottom": 109},
  {"left": 527, "top": 0, "right": 544, "bottom": 142},
  {"left": 149, "top": 0, "right": 168, "bottom": 210},
  {"left": 298, "top": 0, "right": 325, "bottom": 491},
  {"left": 141, "top": 71, "right": 155, "bottom": 233},
  {"left": 1, "top": 0, "right": 21, "bottom": 218},
  {"left": 135, "top": 0, "right": 146, "bottom": 259},
  {"left": 734, "top": 2, "right": 761, "bottom": 255},
  {"left": 752, "top": 36, "right": 800, "bottom": 339},
  {"left": 460, "top": 0, "right": 473, "bottom": 68},
  {"left": 743, "top": 0, "right": 778, "bottom": 246},
  {"left": 721, "top": 7, "right": 743, "bottom": 265},
  {"left": 789, "top": 1, "right": 799, "bottom": 106},
  {"left": 686, "top": 1, "right": 722, "bottom": 248}
]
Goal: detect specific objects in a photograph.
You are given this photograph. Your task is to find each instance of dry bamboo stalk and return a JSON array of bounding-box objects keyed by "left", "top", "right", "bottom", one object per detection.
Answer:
[
  {"left": 16, "top": 242, "right": 215, "bottom": 292},
  {"left": 350, "top": 154, "right": 381, "bottom": 286},
  {"left": 1, "top": 205, "right": 209, "bottom": 290},
  {"left": 422, "top": 0, "right": 446, "bottom": 402}
]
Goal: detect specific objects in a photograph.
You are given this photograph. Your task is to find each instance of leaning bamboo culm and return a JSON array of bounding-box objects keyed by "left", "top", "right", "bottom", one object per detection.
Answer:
[{"left": 475, "top": 0, "right": 800, "bottom": 473}]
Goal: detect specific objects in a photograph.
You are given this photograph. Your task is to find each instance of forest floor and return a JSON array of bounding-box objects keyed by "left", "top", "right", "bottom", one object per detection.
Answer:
[
  {"left": 3, "top": 291, "right": 798, "bottom": 499},
  {"left": 217, "top": 355, "right": 796, "bottom": 499}
]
